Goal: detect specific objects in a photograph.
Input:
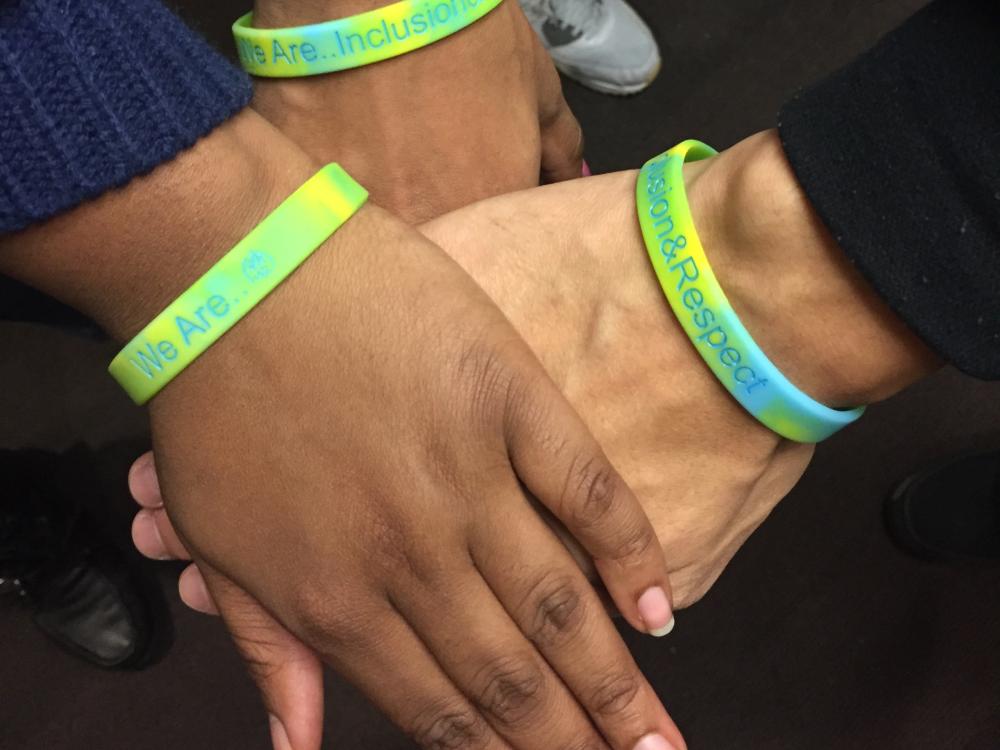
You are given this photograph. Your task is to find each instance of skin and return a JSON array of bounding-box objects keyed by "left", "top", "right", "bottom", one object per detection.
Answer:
[
  {"left": 1, "top": 3, "right": 690, "bottom": 749},
  {"left": 250, "top": 0, "right": 585, "bottom": 222},
  {"left": 0, "top": 110, "right": 683, "bottom": 750},
  {"left": 5, "top": 0, "right": 940, "bottom": 746},
  {"left": 131, "top": 131, "right": 942, "bottom": 748}
]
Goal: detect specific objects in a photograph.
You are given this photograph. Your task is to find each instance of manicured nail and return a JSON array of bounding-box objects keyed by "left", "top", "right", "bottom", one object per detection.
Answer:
[
  {"left": 269, "top": 714, "right": 292, "bottom": 750},
  {"left": 637, "top": 586, "right": 674, "bottom": 636},
  {"left": 582, "top": 159, "right": 592, "bottom": 177},
  {"left": 633, "top": 732, "right": 676, "bottom": 750},
  {"left": 650, "top": 616, "right": 676, "bottom": 638}
]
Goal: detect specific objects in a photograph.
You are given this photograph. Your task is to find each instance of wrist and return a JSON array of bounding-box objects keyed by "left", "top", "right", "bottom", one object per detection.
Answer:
[
  {"left": 0, "top": 110, "right": 326, "bottom": 343},
  {"left": 686, "top": 130, "right": 941, "bottom": 407}
]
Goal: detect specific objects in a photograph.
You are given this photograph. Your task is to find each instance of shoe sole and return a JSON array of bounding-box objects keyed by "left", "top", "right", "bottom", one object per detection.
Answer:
[{"left": 555, "top": 57, "right": 662, "bottom": 96}]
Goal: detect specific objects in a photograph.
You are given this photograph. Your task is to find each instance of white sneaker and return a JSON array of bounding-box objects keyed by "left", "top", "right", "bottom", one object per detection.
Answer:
[{"left": 519, "top": 0, "right": 661, "bottom": 95}]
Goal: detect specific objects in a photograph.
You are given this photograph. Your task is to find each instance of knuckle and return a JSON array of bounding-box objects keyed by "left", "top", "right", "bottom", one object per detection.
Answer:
[
  {"left": 408, "top": 701, "right": 490, "bottom": 750},
  {"left": 289, "top": 585, "right": 367, "bottom": 653},
  {"left": 364, "top": 507, "right": 443, "bottom": 584},
  {"left": 611, "top": 523, "right": 656, "bottom": 565},
  {"left": 565, "top": 455, "right": 621, "bottom": 530},
  {"left": 453, "top": 338, "right": 520, "bottom": 424},
  {"left": 366, "top": 508, "right": 412, "bottom": 568},
  {"left": 588, "top": 671, "right": 642, "bottom": 718},
  {"left": 473, "top": 655, "right": 546, "bottom": 728},
  {"left": 524, "top": 572, "right": 587, "bottom": 647}
]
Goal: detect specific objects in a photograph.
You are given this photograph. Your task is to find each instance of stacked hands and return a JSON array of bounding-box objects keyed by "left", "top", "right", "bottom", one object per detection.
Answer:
[
  {"left": 124, "top": 137, "right": 936, "bottom": 750},
  {"left": 0, "top": 2, "right": 940, "bottom": 750}
]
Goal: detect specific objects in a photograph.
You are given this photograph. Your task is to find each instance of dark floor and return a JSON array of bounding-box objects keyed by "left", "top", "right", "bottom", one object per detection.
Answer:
[{"left": 3, "top": 0, "right": 999, "bottom": 748}]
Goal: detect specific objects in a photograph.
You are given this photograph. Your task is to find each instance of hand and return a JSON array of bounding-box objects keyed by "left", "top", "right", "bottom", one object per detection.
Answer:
[
  {"left": 249, "top": 0, "right": 584, "bottom": 222},
  {"left": 422, "top": 166, "right": 812, "bottom": 607},
  {"left": 420, "top": 131, "right": 938, "bottom": 604},
  {"left": 134, "top": 131, "right": 940, "bottom": 616},
  {"left": 2, "top": 111, "right": 682, "bottom": 750},
  {"left": 132, "top": 171, "right": 802, "bottom": 621}
]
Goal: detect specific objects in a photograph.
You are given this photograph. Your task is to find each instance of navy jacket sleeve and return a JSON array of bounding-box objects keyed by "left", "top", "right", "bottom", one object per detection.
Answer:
[
  {"left": 0, "top": 0, "right": 252, "bottom": 234},
  {"left": 779, "top": 0, "right": 1000, "bottom": 379}
]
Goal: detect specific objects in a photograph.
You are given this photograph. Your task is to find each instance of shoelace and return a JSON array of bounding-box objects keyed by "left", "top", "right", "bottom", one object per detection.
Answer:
[{"left": 521, "top": 0, "right": 604, "bottom": 37}]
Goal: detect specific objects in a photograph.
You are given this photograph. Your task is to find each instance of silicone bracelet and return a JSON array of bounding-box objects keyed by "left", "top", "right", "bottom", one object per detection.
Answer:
[
  {"left": 636, "top": 141, "right": 865, "bottom": 443},
  {"left": 108, "top": 164, "right": 368, "bottom": 405},
  {"left": 233, "top": 0, "right": 505, "bottom": 77}
]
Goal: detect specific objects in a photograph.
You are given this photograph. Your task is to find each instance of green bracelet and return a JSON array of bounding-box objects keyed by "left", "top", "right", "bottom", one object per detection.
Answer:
[
  {"left": 108, "top": 164, "right": 368, "bottom": 405},
  {"left": 233, "top": 0, "right": 505, "bottom": 78},
  {"left": 636, "top": 141, "right": 865, "bottom": 443}
]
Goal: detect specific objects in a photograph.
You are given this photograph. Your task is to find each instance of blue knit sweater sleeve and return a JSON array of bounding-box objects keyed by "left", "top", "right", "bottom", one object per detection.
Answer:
[{"left": 0, "top": 0, "right": 253, "bottom": 234}]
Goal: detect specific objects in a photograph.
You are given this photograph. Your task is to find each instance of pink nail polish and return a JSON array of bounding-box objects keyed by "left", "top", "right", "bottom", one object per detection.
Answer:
[
  {"left": 633, "top": 733, "right": 676, "bottom": 750},
  {"left": 637, "top": 587, "right": 674, "bottom": 637},
  {"left": 582, "top": 159, "right": 592, "bottom": 177}
]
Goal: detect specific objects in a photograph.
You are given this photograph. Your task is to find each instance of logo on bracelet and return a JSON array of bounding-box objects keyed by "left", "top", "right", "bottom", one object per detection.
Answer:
[{"left": 242, "top": 251, "right": 276, "bottom": 282}]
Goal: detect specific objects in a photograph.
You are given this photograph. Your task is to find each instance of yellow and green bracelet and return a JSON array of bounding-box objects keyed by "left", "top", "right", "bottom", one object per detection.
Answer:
[
  {"left": 108, "top": 164, "right": 368, "bottom": 405},
  {"left": 234, "top": 0, "right": 504, "bottom": 77},
  {"left": 636, "top": 141, "right": 865, "bottom": 443}
]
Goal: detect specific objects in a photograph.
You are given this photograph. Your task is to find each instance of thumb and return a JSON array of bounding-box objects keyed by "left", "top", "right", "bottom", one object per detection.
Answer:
[
  {"left": 531, "top": 18, "right": 585, "bottom": 184},
  {"left": 201, "top": 565, "right": 325, "bottom": 750},
  {"left": 540, "top": 100, "right": 586, "bottom": 184}
]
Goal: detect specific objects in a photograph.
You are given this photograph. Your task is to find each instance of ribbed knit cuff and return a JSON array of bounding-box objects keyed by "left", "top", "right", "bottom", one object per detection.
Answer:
[
  {"left": 779, "top": 0, "right": 1000, "bottom": 379},
  {"left": 0, "top": 0, "right": 253, "bottom": 234}
]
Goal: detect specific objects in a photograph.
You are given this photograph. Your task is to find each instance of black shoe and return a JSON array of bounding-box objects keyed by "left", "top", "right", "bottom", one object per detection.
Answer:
[
  {"left": 3, "top": 546, "right": 157, "bottom": 669},
  {"left": 0, "top": 448, "right": 162, "bottom": 669},
  {"left": 885, "top": 451, "right": 1000, "bottom": 561}
]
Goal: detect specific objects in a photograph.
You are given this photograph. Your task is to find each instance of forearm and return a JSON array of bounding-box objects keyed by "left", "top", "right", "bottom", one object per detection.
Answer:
[{"left": 0, "top": 109, "right": 374, "bottom": 343}]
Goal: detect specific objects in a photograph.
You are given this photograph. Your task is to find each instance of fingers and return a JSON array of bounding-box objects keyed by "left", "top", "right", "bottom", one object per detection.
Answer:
[
  {"left": 129, "top": 450, "right": 192, "bottom": 561},
  {"left": 178, "top": 564, "right": 218, "bottom": 615},
  {"left": 504, "top": 383, "right": 675, "bottom": 637},
  {"left": 288, "top": 595, "right": 513, "bottom": 750},
  {"left": 131, "top": 507, "right": 191, "bottom": 561},
  {"left": 129, "top": 451, "right": 219, "bottom": 616},
  {"left": 132, "top": 510, "right": 219, "bottom": 615},
  {"left": 533, "top": 28, "right": 585, "bottom": 185},
  {"left": 472, "top": 509, "right": 687, "bottom": 750},
  {"left": 390, "top": 557, "right": 611, "bottom": 749},
  {"left": 128, "top": 450, "right": 162, "bottom": 508},
  {"left": 201, "top": 565, "right": 326, "bottom": 750},
  {"left": 539, "top": 100, "right": 586, "bottom": 184}
]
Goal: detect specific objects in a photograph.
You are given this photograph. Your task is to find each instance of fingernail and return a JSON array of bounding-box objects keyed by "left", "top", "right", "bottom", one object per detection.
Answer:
[
  {"left": 650, "top": 616, "right": 676, "bottom": 638},
  {"left": 269, "top": 714, "right": 292, "bottom": 750},
  {"left": 582, "top": 159, "right": 593, "bottom": 177},
  {"left": 133, "top": 512, "right": 171, "bottom": 561},
  {"left": 634, "top": 732, "right": 676, "bottom": 750},
  {"left": 637, "top": 587, "right": 674, "bottom": 637},
  {"left": 130, "top": 454, "right": 161, "bottom": 506}
]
